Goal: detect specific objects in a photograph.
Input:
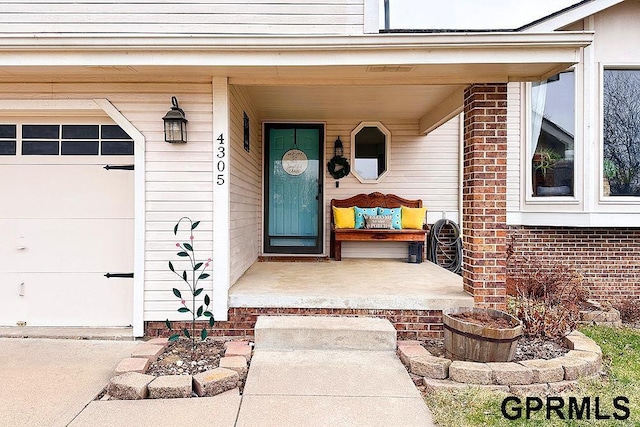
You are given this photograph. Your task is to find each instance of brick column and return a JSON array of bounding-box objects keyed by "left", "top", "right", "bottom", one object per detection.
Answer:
[{"left": 462, "top": 84, "right": 507, "bottom": 309}]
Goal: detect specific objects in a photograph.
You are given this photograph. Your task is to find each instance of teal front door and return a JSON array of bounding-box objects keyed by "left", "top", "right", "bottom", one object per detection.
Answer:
[{"left": 264, "top": 124, "right": 323, "bottom": 254}]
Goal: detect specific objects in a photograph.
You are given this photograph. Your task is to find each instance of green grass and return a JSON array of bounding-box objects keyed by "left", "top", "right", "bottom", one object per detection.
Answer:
[{"left": 424, "top": 326, "right": 640, "bottom": 426}]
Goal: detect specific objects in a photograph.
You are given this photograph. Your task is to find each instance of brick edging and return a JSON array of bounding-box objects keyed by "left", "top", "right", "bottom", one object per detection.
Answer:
[
  {"left": 105, "top": 338, "right": 252, "bottom": 400},
  {"left": 399, "top": 330, "right": 602, "bottom": 395}
]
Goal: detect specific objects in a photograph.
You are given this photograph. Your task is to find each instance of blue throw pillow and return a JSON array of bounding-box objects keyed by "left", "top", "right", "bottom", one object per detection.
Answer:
[
  {"left": 354, "top": 207, "right": 378, "bottom": 229},
  {"left": 378, "top": 207, "right": 402, "bottom": 229}
]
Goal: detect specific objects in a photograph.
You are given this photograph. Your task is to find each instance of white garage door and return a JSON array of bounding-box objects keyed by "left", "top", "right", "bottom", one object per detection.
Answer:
[{"left": 0, "top": 121, "right": 135, "bottom": 327}]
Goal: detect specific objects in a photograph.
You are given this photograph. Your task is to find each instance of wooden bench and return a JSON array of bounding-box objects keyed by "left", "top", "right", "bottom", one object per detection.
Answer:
[{"left": 330, "top": 192, "right": 428, "bottom": 261}]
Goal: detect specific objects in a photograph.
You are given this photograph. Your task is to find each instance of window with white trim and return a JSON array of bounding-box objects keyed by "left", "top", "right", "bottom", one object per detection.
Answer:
[
  {"left": 529, "top": 70, "right": 575, "bottom": 198},
  {"left": 603, "top": 68, "right": 640, "bottom": 197}
]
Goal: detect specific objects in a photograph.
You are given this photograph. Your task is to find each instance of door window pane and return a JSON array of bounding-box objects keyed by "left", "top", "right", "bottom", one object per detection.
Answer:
[
  {"left": 22, "top": 141, "right": 59, "bottom": 155},
  {"left": 23, "top": 125, "right": 59, "bottom": 139},
  {"left": 0, "top": 141, "right": 16, "bottom": 155},
  {"left": 101, "top": 141, "right": 133, "bottom": 155},
  {"left": 101, "top": 125, "right": 130, "bottom": 139},
  {"left": 530, "top": 71, "right": 575, "bottom": 197},
  {"left": 0, "top": 125, "right": 16, "bottom": 155},
  {"left": 61, "top": 140, "right": 99, "bottom": 155},
  {"left": 0, "top": 124, "right": 16, "bottom": 138},
  {"left": 603, "top": 69, "right": 640, "bottom": 197},
  {"left": 62, "top": 125, "right": 99, "bottom": 139}
]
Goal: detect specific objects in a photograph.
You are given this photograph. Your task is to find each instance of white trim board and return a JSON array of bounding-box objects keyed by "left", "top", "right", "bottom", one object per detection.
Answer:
[
  {"left": 507, "top": 211, "right": 640, "bottom": 227},
  {"left": 212, "top": 77, "right": 231, "bottom": 321},
  {"left": 521, "top": 0, "right": 624, "bottom": 32}
]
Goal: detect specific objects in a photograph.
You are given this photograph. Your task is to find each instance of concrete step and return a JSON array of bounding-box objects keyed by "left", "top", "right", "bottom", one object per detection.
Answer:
[{"left": 254, "top": 316, "right": 397, "bottom": 351}]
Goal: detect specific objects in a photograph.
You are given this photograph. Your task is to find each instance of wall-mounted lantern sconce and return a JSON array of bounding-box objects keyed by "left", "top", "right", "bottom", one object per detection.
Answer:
[
  {"left": 328, "top": 136, "right": 350, "bottom": 188},
  {"left": 334, "top": 136, "right": 344, "bottom": 157},
  {"left": 163, "top": 96, "right": 188, "bottom": 143}
]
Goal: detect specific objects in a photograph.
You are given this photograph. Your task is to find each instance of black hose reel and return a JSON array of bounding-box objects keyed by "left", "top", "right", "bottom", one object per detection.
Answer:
[{"left": 427, "top": 219, "right": 463, "bottom": 275}]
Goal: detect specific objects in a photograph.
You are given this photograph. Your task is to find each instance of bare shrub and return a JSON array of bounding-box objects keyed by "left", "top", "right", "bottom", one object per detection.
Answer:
[
  {"left": 612, "top": 298, "right": 640, "bottom": 324},
  {"left": 507, "top": 237, "right": 590, "bottom": 342}
]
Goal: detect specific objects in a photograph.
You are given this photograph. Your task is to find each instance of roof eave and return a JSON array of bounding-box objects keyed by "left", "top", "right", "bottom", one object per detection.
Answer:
[
  {"left": 519, "top": 0, "right": 624, "bottom": 32},
  {"left": 0, "top": 31, "right": 593, "bottom": 52}
]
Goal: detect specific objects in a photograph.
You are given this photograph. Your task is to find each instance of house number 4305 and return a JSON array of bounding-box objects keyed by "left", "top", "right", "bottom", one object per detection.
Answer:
[{"left": 216, "top": 133, "right": 226, "bottom": 185}]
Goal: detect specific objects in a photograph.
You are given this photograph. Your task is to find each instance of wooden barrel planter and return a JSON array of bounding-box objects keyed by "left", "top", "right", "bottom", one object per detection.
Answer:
[{"left": 443, "top": 307, "right": 523, "bottom": 363}]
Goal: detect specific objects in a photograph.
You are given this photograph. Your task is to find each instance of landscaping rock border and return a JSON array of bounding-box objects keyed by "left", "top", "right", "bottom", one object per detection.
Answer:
[
  {"left": 579, "top": 300, "right": 622, "bottom": 327},
  {"left": 104, "top": 338, "right": 253, "bottom": 400},
  {"left": 399, "top": 330, "right": 602, "bottom": 395}
]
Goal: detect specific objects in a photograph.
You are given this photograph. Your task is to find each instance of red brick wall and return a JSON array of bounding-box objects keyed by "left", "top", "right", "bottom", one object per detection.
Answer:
[
  {"left": 508, "top": 226, "right": 640, "bottom": 301},
  {"left": 146, "top": 308, "right": 444, "bottom": 340},
  {"left": 462, "top": 83, "right": 508, "bottom": 309}
]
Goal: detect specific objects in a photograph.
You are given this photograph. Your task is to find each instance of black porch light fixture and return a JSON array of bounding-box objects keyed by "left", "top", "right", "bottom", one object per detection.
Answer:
[
  {"left": 334, "top": 136, "right": 344, "bottom": 157},
  {"left": 163, "top": 96, "right": 188, "bottom": 143}
]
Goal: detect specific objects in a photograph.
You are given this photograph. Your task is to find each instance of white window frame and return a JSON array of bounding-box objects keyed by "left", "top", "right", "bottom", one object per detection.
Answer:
[
  {"left": 598, "top": 63, "right": 640, "bottom": 205},
  {"left": 524, "top": 68, "right": 581, "bottom": 206},
  {"left": 350, "top": 121, "right": 391, "bottom": 184}
]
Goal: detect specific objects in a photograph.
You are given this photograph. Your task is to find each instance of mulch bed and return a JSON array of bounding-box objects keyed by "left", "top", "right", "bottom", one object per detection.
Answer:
[
  {"left": 420, "top": 335, "right": 569, "bottom": 361},
  {"left": 145, "top": 338, "right": 250, "bottom": 395},
  {"left": 147, "top": 338, "right": 226, "bottom": 376},
  {"left": 449, "top": 312, "right": 515, "bottom": 329}
]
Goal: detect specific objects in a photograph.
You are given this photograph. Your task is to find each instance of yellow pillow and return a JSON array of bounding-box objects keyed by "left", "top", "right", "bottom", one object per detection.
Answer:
[
  {"left": 401, "top": 206, "right": 427, "bottom": 229},
  {"left": 332, "top": 206, "right": 355, "bottom": 229}
]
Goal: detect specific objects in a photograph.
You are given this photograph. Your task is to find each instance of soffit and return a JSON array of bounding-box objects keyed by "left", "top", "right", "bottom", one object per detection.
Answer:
[{"left": 241, "top": 84, "right": 461, "bottom": 121}]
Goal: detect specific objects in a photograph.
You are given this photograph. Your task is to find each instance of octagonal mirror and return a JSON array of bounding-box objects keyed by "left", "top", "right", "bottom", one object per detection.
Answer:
[{"left": 350, "top": 121, "right": 391, "bottom": 183}]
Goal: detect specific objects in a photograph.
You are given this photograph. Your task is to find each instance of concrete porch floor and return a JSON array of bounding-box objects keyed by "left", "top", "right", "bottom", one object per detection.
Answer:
[{"left": 229, "top": 258, "right": 473, "bottom": 311}]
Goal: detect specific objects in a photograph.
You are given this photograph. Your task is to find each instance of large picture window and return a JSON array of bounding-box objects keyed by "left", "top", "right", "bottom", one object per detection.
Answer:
[
  {"left": 603, "top": 69, "right": 640, "bottom": 197},
  {"left": 529, "top": 71, "right": 575, "bottom": 197}
]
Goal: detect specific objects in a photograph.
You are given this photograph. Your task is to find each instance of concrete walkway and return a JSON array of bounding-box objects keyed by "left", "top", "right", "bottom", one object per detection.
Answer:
[
  {"left": 235, "top": 316, "right": 436, "bottom": 427},
  {"left": 0, "top": 338, "right": 137, "bottom": 427},
  {"left": 2, "top": 317, "right": 437, "bottom": 426},
  {"left": 70, "top": 348, "right": 435, "bottom": 427},
  {"left": 69, "top": 391, "right": 242, "bottom": 427},
  {"left": 236, "top": 349, "right": 435, "bottom": 427}
]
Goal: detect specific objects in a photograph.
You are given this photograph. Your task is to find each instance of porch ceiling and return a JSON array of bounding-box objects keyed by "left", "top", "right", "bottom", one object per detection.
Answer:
[{"left": 241, "top": 84, "right": 462, "bottom": 122}]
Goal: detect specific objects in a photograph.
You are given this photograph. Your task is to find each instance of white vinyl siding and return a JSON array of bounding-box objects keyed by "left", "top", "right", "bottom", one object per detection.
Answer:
[
  {"left": 0, "top": 82, "right": 215, "bottom": 321},
  {"left": 0, "top": 0, "right": 365, "bottom": 36},
  {"left": 229, "top": 85, "right": 262, "bottom": 284},
  {"left": 143, "top": 88, "right": 214, "bottom": 320},
  {"left": 324, "top": 117, "right": 460, "bottom": 259},
  {"left": 593, "top": 1, "right": 640, "bottom": 63}
]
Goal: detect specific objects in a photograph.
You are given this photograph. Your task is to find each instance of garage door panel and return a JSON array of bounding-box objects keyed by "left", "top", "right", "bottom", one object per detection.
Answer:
[
  {"left": 1, "top": 143, "right": 134, "bottom": 326},
  {"left": 0, "top": 273, "right": 27, "bottom": 325},
  {"left": 0, "top": 219, "right": 133, "bottom": 273},
  {"left": 17, "top": 273, "right": 132, "bottom": 327},
  {"left": 0, "top": 164, "right": 133, "bottom": 219}
]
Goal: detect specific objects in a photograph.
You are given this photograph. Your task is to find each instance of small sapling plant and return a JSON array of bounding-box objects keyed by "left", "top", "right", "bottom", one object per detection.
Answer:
[{"left": 165, "top": 217, "right": 214, "bottom": 346}]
